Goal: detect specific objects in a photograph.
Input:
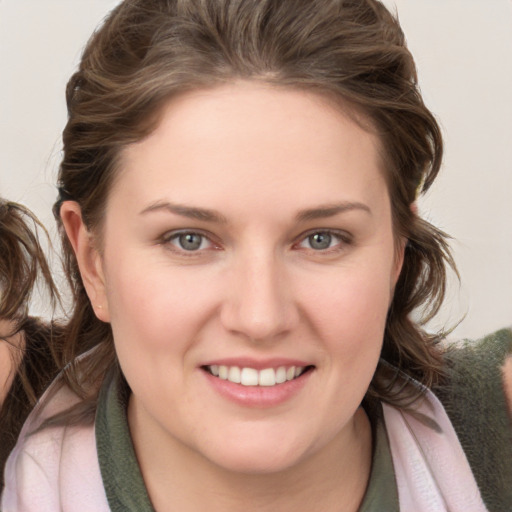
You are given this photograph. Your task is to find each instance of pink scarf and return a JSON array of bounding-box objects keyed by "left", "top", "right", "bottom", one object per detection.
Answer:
[
  {"left": 3, "top": 363, "right": 489, "bottom": 511},
  {"left": 383, "top": 388, "right": 488, "bottom": 511}
]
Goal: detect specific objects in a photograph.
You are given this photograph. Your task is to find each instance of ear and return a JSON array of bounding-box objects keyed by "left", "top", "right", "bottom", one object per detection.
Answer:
[
  {"left": 390, "top": 200, "right": 416, "bottom": 283},
  {"left": 393, "top": 236, "right": 407, "bottom": 284},
  {"left": 60, "top": 201, "right": 110, "bottom": 322},
  {"left": 388, "top": 236, "right": 407, "bottom": 307}
]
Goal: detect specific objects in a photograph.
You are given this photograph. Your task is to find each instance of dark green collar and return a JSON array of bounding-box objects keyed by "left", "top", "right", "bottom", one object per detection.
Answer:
[
  {"left": 96, "top": 368, "right": 155, "bottom": 512},
  {"left": 359, "top": 403, "right": 399, "bottom": 511},
  {"left": 96, "top": 368, "right": 398, "bottom": 512}
]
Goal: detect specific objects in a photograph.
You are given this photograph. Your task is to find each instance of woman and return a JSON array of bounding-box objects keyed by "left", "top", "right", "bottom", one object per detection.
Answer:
[
  {"left": 2, "top": 1, "right": 511, "bottom": 510},
  {"left": 0, "top": 200, "right": 62, "bottom": 487}
]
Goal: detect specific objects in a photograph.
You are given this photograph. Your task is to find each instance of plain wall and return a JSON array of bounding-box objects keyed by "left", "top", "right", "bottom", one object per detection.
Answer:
[{"left": 1, "top": 0, "right": 511, "bottom": 339}]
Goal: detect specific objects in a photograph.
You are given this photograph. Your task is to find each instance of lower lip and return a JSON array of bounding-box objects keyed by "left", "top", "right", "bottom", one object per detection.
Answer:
[{"left": 202, "top": 369, "right": 313, "bottom": 408}]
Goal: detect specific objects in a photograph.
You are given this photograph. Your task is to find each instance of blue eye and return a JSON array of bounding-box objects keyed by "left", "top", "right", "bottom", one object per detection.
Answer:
[
  {"left": 178, "top": 233, "right": 203, "bottom": 251},
  {"left": 307, "top": 232, "right": 333, "bottom": 250},
  {"left": 298, "top": 230, "right": 349, "bottom": 251},
  {"left": 167, "top": 232, "right": 211, "bottom": 251}
]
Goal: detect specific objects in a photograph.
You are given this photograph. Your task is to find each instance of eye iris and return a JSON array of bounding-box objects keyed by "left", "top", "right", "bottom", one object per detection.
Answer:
[
  {"left": 309, "top": 232, "right": 332, "bottom": 250},
  {"left": 179, "top": 233, "right": 202, "bottom": 251}
]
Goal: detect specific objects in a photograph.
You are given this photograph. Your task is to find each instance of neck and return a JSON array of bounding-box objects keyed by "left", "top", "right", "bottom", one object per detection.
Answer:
[{"left": 129, "top": 401, "right": 372, "bottom": 512}]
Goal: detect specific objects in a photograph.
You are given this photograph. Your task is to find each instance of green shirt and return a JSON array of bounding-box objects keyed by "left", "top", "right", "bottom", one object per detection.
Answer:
[
  {"left": 95, "top": 328, "right": 512, "bottom": 511},
  {"left": 96, "top": 370, "right": 398, "bottom": 511}
]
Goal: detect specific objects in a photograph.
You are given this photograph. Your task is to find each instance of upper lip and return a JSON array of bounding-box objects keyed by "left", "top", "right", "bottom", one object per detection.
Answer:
[{"left": 200, "top": 357, "right": 314, "bottom": 370}]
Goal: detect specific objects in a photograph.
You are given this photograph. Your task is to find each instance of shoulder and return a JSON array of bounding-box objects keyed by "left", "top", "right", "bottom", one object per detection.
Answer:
[
  {"left": 433, "top": 327, "right": 512, "bottom": 511},
  {"left": 1, "top": 368, "right": 109, "bottom": 511},
  {"left": 437, "top": 328, "right": 512, "bottom": 418}
]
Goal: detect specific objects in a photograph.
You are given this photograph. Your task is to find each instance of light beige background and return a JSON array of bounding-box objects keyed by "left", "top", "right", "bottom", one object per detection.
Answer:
[{"left": 1, "top": 0, "right": 511, "bottom": 339}]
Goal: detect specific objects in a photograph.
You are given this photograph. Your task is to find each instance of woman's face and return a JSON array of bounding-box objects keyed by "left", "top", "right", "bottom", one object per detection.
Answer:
[{"left": 89, "top": 82, "right": 403, "bottom": 473}]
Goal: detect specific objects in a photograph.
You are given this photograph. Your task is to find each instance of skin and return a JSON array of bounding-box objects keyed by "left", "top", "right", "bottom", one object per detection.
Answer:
[
  {"left": 62, "top": 81, "right": 406, "bottom": 511},
  {"left": 0, "top": 319, "right": 24, "bottom": 407},
  {"left": 503, "top": 355, "right": 512, "bottom": 419}
]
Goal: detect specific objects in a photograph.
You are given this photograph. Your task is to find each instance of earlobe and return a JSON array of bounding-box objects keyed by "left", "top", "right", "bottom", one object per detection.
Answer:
[{"left": 60, "top": 201, "right": 110, "bottom": 322}]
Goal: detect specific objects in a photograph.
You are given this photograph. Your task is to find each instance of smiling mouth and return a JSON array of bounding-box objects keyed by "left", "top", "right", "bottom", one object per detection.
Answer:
[{"left": 202, "top": 365, "right": 314, "bottom": 387}]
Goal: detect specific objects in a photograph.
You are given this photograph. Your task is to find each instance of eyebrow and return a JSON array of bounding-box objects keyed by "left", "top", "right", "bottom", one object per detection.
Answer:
[
  {"left": 139, "top": 200, "right": 371, "bottom": 223},
  {"left": 295, "top": 202, "right": 372, "bottom": 222},
  {"left": 139, "top": 201, "right": 228, "bottom": 223}
]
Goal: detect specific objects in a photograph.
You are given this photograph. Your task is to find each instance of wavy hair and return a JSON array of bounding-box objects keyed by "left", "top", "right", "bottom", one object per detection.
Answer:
[
  {"left": 52, "top": 0, "right": 456, "bottom": 421},
  {"left": 0, "top": 200, "right": 63, "bottom": 486}
]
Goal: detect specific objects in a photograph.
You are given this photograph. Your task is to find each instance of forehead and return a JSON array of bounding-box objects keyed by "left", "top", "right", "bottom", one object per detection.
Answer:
[{"left": 114, "top": 81, "right": 386, "bottom": 213}]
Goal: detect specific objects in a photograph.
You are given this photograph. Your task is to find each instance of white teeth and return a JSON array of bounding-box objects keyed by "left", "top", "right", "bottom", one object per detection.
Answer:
[
  {"left": 228, "top": 366, "right": 241, "bottom": 384},
  {"left": 259, "top": 368, "right": 276, "bottom": 386},
  {"left": 207, "top": 364, "right": 307, "bottom": 386},
  {"left": 240, "top": 368, "right": 259, "bottom": 386},
  {"left": 275, "top": 366, "right": 287, "bottom": 384},
  {"left": 219, "top": 365, "right": 228, "bottom": 380}
]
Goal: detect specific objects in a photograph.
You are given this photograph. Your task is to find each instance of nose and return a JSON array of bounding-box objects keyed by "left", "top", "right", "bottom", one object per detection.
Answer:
[{"left": 220, "top": 250, "right": 299, "bottom": 343}]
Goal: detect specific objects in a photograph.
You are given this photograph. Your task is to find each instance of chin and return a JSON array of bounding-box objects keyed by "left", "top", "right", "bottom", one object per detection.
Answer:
[
  {"left": 196, "top": 430, "right": 315, "bottom": 475},
  {"left": 208, "top": 450, "right": 304, "bottom": 476}
]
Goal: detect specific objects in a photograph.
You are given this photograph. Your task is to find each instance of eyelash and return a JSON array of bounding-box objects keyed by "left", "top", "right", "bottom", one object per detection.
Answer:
[{"left": 159, "top": 229, "right": 353, "bottom": 255}]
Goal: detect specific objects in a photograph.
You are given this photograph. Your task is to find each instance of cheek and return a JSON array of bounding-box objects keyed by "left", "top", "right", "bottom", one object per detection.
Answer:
[
  {"left": 107, "top": 271, "right": 180, "bottom": 349},
  {"left": 103, "top": 251, "right": 219, "bottom": 363},
  {"left": 302, "top": 263, "right": 393, "bottom": 348},
  {"left": 103, "top": 258, "right": 204, "bottom": 406},
  {"left": 297, "top": 257, "right": 395, "bottom": 403}
]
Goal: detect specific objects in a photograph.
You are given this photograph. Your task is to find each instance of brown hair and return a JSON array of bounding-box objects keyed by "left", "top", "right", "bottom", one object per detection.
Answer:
[
  {"left": 0, "top": 200, "right": 63, "bottom": 485},
  {"left": 53, "top": 0, "right": 455, "bottom": 417}
]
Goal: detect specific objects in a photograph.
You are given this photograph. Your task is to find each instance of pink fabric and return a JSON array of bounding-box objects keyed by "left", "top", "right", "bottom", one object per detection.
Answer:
[
  {"left": 1, "top": 377, "right": 109, "bottom": 512},
  {"left": 2, "top": 363, "right": 488, "bottom": 511},
  {"left": 383, "top": 388, "right": 488, "bottom": 512}
]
